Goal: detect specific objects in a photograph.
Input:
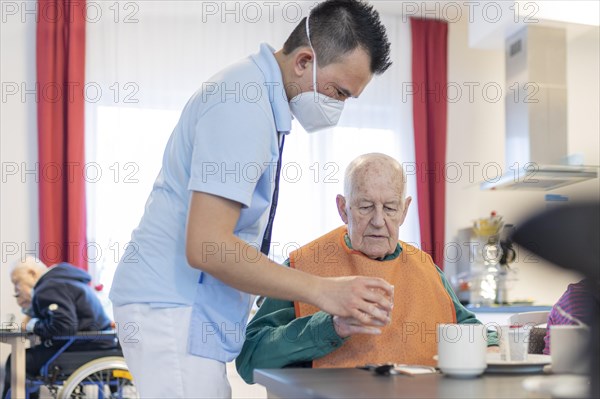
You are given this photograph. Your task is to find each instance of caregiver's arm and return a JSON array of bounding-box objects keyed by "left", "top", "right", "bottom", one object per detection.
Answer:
[{"left": 186, "top": 192, "right": 393, "bottom": 325}]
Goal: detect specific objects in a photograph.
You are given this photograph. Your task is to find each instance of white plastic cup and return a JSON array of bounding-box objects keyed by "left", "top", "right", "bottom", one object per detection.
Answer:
[
  {"left": 499, "top": 325, "right": 529, "bottom": 361},
  {"left": 437, "top": 324, "right": 487, "bottom": 378}
]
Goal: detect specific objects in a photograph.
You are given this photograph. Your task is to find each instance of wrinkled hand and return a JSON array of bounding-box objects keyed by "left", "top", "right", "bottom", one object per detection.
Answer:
[
  {"left": 316, "top": 276, "right": 393, "bottom": 326},
  {"left": 487, "top": 346, "right": 500, "bottom": 353},
  {"left": 333, "top": 315, "right": 384, "bottom": 338}
]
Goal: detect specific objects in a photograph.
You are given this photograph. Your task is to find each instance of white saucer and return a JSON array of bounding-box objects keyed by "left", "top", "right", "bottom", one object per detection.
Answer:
[{"left": 486, "top": 353, "right": 551, "bottom": 374}]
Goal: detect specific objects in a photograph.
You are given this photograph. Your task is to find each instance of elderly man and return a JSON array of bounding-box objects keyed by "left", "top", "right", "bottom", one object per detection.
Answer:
[
  {"left": 236, "top": 153, "right": 498, "bottom": 383},
  {"left": 2, "top": 257, "right": 115, "bottom": 399}
]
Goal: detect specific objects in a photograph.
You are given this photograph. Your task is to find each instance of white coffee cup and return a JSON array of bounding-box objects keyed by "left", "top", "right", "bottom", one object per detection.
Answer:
[
  {"left": 437, "top": 324, "right": 487, "bottom": 378},
  {"left": 550, "top": 325, "right": 591, "bottom": 374},
  {"left": 498, "top": 325, "right": 529, "bottom": 361}
]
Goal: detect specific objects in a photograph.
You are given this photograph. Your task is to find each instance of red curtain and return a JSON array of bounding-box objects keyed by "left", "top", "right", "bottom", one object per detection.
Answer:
[
  {"left": 410, "top": 17, "right": 448, "bottom": 269},
  {"left": 37, "top": 0, "right": 88, "bottom": 269}
]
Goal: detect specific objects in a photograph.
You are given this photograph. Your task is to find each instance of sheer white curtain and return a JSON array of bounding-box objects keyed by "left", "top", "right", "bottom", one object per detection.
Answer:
[{"left": 85, "top": 1, "right": 419, "bottom": 288}]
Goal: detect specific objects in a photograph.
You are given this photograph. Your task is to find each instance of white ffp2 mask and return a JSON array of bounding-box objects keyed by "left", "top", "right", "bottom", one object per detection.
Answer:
[{"left": 289, "top": 15, "right": 344, "bottom": 133}]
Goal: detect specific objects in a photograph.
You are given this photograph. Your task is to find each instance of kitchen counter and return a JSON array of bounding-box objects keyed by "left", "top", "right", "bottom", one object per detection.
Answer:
[
  {"left": 466, "top": 305, "right": 552, "bottom": 313},
  {"left": 465, "top": 305, "right": 552, "bottom": 325}
]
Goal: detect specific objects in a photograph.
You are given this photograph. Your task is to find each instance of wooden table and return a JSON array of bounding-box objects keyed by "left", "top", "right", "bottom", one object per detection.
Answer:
[
  {"left": 254, "top": 368, "right": 551, "bottom": 399},
  {"left": 0, "top": 330, "right": 33, "bottom": 399}
]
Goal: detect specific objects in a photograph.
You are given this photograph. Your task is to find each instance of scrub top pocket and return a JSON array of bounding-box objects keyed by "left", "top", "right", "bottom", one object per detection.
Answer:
[{"left": 188, "top": 272, "right": 254, "bottom": 362}]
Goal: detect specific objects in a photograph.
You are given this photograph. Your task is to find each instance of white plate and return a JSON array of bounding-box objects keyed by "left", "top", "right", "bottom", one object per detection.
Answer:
[{"left": 486, "top": 353, "right": 551, "bottom": 374}]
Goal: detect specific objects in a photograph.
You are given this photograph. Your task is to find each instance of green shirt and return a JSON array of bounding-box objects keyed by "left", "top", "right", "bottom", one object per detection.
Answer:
[{"left": 236, "top": 240, "right": 498, "bottom": 384}]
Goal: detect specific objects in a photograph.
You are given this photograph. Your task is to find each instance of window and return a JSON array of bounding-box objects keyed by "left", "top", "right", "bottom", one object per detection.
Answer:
[
  {"left": 87, "top": 110, "right": 420, "bottom": 296},
  {"left": 86, "top": 106, "right": 177, "bottom": 298},
  {"left": 85, "top": 8, "right": 418, "bottom": 300}
]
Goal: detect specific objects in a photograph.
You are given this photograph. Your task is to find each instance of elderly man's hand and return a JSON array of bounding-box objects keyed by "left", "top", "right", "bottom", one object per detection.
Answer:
[
  {"left": 315, "top": 276, "right": 393, "bottom": 326},
  {"left": 333, "top": 315, "right": 385, "bottom": 338},
  {"left": 21, "top": 316, "right": 31, "bottom": 332}
]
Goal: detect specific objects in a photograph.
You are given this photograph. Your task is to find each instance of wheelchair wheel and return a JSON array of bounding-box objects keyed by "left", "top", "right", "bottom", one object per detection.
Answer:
[{"left": 57, "top": 356, "right": 138, "bottom": 399}]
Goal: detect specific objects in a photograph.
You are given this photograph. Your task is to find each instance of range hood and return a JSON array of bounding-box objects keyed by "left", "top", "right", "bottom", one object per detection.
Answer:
[{"left": 481, "top": 26, "right": 598, "bottom": 191}]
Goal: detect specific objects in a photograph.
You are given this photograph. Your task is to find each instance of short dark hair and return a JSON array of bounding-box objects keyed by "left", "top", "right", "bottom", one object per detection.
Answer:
[{"left": 283, "top": 0, "right": 392, "bottom": 75}]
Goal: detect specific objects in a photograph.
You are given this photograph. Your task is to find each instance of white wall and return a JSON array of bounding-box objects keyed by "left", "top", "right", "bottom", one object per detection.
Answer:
[
  {"left": 445, "top": 14, "right": 599, "bottom": 305},
  {"left": 567, "top": 26, "right": 600, "bottom": 166},
  {"left": 0, "top": 5, "right": 38, "bottom": 368}
]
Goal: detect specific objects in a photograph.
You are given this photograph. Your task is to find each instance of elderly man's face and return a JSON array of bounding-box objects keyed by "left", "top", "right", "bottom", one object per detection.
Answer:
[
  {"left": 337, "top": 165, "right": 411, "bottom": 259},
  {"left": 11, "top": 269, "right": 37, "bottom": 309}
]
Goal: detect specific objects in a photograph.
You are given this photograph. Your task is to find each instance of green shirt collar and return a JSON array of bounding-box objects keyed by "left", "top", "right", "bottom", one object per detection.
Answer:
[{"left": 343, "top": 234, "right": 402, "bottom": 261}]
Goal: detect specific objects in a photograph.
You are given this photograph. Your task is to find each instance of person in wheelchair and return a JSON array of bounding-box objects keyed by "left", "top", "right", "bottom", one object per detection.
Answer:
[{"left": 3, "top": 257, "right": 117, "bottom": 398}]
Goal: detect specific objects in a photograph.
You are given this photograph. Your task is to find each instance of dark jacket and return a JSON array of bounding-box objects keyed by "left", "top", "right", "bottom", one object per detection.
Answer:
[{"left": 31, "top": 263, "right": 115, "bottom": 348}]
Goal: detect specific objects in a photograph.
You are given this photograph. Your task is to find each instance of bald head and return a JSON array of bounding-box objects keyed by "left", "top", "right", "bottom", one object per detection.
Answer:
[
  {"left": 10, "top": 256, "right": 47, "bottom": 280},
  {"left": 343, "top": 153, "right": 407, "bottom": 201},
  {"left": 337, "top": 153, "right": 412, "bottom": 259},
  {"left": 10, "top": 256, "right": 47, "bottom": 310}
]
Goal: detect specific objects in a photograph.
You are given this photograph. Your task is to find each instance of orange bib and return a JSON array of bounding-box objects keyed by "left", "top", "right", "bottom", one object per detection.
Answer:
[{"left": 290, "top": 226, "right": 456, "bottom": 368}]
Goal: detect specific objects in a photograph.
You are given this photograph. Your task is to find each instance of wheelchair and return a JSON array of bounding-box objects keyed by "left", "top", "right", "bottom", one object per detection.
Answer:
[{"left": 4, "top": 331, "right": 138, "bottom": 399}]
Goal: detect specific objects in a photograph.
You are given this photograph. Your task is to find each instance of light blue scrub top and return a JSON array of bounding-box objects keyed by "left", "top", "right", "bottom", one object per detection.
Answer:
[{"left": 109, "top": 44, "right": 292, "bottom": 362}]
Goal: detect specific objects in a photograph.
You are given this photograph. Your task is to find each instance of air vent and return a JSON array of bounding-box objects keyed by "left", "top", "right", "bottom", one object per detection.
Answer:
[{"left": 481, "top": 165, "right": 598, "bottom": 191}]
